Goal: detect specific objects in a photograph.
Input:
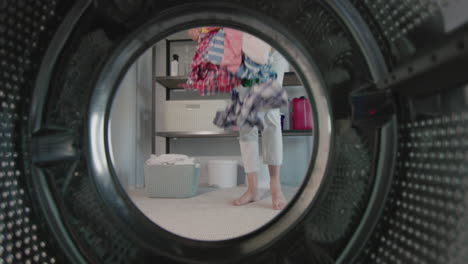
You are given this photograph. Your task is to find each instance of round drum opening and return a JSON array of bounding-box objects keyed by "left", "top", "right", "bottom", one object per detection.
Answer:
[
  {"left": 88, "top": 4, "right": 332, "bottom": 261},
  {"left": 108, "top": 26, "right": 321, "bottom": 241}
]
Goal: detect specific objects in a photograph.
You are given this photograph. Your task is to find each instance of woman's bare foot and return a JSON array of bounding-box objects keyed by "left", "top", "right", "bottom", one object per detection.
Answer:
[
  {"left": 232, "top": 188, "right": 257, "bottom": 206},
  {"left": 271, "top": 191, "right": 287, "bottom": 210},
  {"left": 233, "top": 172, "right": 258, "bottom": 206},
  {"left": 270, "top": 181, "right": 287, "bottom": 210},
  {"left": 268, "top": 165, "right": 287, "bottom": 210}
]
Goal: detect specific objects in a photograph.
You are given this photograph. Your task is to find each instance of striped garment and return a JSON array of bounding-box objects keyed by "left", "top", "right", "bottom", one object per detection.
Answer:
[
  {"left": 204, "top": 29, "right": 224, "bottom": 65},
  {"left": 213, "top": 80, "right": 288, "bottom": 130}
]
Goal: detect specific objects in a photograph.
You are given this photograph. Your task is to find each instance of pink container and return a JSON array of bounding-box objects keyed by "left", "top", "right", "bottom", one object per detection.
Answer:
[{"left": 291, "top": 97, "right": 313, "bottom": 130}]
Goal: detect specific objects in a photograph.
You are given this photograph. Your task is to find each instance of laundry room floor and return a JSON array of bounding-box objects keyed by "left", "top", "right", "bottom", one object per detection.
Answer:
[{"left": 127, "top": 185, "right": 300, "bottom": 240}]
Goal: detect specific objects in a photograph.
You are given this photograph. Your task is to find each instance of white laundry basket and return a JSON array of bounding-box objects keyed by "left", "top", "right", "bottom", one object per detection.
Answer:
[{"left": 207, "top": 160, "right": 238, "bottom": 188}]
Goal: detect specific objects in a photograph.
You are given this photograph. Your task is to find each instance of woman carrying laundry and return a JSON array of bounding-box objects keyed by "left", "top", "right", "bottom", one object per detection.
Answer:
[{"left": 187, "top": 27, "right": 288, "bottom": 210}]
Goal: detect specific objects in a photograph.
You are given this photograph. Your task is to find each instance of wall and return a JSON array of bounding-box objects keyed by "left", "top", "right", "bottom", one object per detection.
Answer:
[
  {"left": 110, "top": 49, "right": 153, "bottom": 189},
  {"left": 135, "top": 49, "right": 153, "bottom": 188},
  {"left": 110, "top": 64, "right": 137, "bottom": 189}
]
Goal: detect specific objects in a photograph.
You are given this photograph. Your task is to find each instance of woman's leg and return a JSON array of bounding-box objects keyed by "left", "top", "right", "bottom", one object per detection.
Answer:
[
  {"left": 262, "top": 109, "right": 287, "bottom": 210},
  {"left": 233, "top": 125, "right": 260, "bottom": 206},
  {"left": 264, "top": 50, "right": 289, "bottom": 210}
]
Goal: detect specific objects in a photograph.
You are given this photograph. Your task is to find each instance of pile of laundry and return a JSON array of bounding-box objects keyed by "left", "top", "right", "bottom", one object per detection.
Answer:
[
  {"left": 182, "top": 27, "right": 288, "bottom": 129},
  {"left": 145, "top": 154, "right": 198, "bottom": 166}
]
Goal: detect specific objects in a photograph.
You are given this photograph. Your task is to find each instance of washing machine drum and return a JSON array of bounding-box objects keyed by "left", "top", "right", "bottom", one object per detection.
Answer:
[{"left": 0, "top": 0, "right": 467, "bottom": 263}]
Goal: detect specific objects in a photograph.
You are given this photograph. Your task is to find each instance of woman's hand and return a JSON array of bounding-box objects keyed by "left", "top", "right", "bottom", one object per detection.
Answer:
[{"left": 188, "top": 28, "right": 201, "bottom": 41}]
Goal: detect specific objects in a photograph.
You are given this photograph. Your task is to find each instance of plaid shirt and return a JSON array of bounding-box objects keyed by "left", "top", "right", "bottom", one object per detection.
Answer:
[
  {"left": 182, "top": 30, "right": 241, "bottom": 96},
  {"left": 213, "top": 80, "right": 288, "bottom": 130}
]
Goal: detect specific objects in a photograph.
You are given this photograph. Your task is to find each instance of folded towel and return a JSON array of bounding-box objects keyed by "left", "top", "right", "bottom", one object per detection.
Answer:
[{"left": 146, "top": 154, "right": 195, "bottom": 166}]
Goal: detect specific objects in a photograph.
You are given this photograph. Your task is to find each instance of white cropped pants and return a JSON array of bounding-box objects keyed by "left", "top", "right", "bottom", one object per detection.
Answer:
[{"left": 238, "top": 51, "right": 288, "bottom": 173}]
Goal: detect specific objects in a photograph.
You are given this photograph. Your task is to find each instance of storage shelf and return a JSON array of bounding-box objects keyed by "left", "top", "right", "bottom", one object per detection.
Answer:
[
  {"left": 155, "top": 76, "right": 187, "bottom": 90},
  {"left": 155, "top": 72, "right": 301, "bottom": 89},
  {"left": 282, "top": 72, "right": 302, "bottom": 87},
  {"left": 155, "top": 130, "right": 312, "bottom": 138}
]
